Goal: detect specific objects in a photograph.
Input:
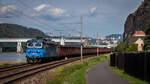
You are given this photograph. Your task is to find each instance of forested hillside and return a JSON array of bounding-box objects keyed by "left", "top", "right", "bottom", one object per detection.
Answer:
[{"left": 0, "top": 23, "right": 48, "bottom": 38}]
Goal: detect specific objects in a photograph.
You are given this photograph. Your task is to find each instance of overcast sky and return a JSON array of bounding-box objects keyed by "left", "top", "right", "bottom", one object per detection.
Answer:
[{"left": 0, "top": 0, "right": 143, "bottom": 37}]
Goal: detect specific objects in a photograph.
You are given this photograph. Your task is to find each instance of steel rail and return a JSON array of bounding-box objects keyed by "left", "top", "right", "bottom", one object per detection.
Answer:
[
  {"left": 0, "top": 55, "right": 96, "bottom": 84},
  {"left": 0, "top": 57, "right": 83, "bottom": 84},
  {"left": 0, "top": 64, "right": 31, "bottom": 72},
  {"left": 0, "top": 63, "right": 27, "bottom": 70}
]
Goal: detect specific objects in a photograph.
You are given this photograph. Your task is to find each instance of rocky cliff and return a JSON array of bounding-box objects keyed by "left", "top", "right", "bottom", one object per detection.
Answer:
[{"left": 124, "top": 0, "right": 150, "bottom": 41}]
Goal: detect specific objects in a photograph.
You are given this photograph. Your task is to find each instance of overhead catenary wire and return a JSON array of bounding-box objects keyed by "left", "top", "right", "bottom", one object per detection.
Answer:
[
  {"left": 0, "top": 1, "right": 54, "bottom": 31},
  {"left": 16, "top": 0, "right": 56, "bottom": 30},
  {"left": 0, "top": 0, "right": 82, "bottom": 37},
  {"left": 18, "top": 0, "right": 82, "bottom": 34},
  {"left": 17, "top": 0, "right": 80, "bottom": 32}
]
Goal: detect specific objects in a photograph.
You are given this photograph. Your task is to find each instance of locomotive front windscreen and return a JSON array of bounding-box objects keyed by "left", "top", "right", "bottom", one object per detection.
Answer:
[{"left": 27, "top": 42, "right": 43, "bottom": 48}]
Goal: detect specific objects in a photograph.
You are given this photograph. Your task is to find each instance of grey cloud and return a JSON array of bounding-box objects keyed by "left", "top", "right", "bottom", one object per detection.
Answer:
[{"left": 0, "top": 5, "right": 22, "bottom": 18}]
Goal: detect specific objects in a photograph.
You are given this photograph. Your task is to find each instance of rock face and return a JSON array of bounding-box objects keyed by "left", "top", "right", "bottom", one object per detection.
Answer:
[{"left": 124, "top": 0, "right": 150, "bottom": 41}]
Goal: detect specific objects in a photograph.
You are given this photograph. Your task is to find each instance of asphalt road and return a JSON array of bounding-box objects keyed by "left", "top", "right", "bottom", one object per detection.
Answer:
[{"left": 86, "top": 61, "right": 130, "bottom": 84}]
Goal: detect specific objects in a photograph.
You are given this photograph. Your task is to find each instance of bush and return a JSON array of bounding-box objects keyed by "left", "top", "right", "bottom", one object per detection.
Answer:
[
  {"left": 144, "top": 19, "right": 150, "bottom": 50},
  {"left": 126, "top": 43, "right": 138, "bottom": 52},
  {"left": 144, "top": 35, "right": 150, "bottom": 50},
  {"left": 115, "top": 41, "right": 128, "bottom": 53}
]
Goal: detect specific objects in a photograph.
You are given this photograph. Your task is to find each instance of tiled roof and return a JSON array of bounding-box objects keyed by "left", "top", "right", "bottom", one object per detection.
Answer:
[{"left": 132, "top": 31, "right": 146, "bottom": 37}]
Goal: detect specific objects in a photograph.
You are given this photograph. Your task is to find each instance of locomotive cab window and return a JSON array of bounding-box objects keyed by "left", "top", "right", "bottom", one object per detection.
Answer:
[
  {"left": 27, "top": 42, "right": 43, "bottom": 48},
  {"left": 35, "top": 42, "right": 42, "bottom": 48},
  {"left": 27, "top": 42, "right": 34, "bottom": 48}
]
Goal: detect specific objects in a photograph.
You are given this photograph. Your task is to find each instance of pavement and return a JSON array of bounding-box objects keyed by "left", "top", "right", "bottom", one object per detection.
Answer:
[{"left": 86, "top": 61, "right": 130, "bottom": 84}]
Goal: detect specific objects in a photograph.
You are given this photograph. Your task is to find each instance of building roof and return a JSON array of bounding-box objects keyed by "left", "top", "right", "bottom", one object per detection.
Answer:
[{"left": 132, "top": 31, "right": 146, "bottom": 37}]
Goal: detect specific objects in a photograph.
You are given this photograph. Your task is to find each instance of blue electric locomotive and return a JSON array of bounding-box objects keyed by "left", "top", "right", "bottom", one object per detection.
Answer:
[{"left": 26, "top": 38, "right": 58, "bottom": 63}]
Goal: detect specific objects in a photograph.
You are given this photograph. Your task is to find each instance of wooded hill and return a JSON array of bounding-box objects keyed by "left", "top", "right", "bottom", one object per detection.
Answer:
[{"left": 0, "top": 23, "right": 48, "bottom": 38}]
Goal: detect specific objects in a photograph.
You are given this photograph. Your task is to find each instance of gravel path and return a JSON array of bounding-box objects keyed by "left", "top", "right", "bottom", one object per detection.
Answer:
[{"left": 86, "top": 61, "right": 130, "bottom": 84}]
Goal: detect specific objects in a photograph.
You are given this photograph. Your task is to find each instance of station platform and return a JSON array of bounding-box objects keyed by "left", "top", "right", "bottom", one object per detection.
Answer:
[{"left": 86, "top": 61, "right": 130, "bottom": 84}]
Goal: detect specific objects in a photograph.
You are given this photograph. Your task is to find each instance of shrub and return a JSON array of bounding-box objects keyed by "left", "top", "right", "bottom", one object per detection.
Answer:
[
  {"left": 115, "top": 41, "right": 128, "bottom": 53},
  {"left": 126, "top": 43, "right": 138, "bottom": 52},
  {"left": 144, "top": 20, "right": 150, "bottom": 50}
]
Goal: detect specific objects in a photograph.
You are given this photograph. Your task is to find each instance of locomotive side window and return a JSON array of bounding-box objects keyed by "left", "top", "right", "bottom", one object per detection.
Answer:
[
  {"left": 44, "top": 43, "right": 48, "bottom": 49},
  {"left": 47, "top": 44, "right": 56, "bottom": 50}
]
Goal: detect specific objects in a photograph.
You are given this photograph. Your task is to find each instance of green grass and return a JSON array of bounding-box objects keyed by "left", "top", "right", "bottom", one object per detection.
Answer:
[
  {"left": 0, "top": 62, "right": 25, "bottom": 68},
  {"left": 110, "top": 67, "right": 149, "bottom": 84},
  {"left": 0, "top": 64, "right": 14, "bottom": 67},
  {"left": 46, "top": 54, "right": 110, "bottom": 84}
]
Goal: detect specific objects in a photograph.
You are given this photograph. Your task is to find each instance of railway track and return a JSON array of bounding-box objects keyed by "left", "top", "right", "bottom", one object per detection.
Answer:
[
  {"left": 0, "top": 64, "right": 32, "bottom": 72},
  {"left": 0, "top": 55, "right": 94, "bottom": 84}
]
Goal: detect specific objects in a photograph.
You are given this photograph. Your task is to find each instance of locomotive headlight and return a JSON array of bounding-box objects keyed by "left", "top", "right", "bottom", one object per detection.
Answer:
[{"left": 28, "top": 51, "right": 31, "bottom": 53}]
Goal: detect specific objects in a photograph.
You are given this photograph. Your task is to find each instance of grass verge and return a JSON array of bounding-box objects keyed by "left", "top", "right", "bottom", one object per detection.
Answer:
[
  {"left": 0, "top": 62, "right": 25, "bottom": 68},
  {"left": 110, "top": 67, "right": 149, "bottom": 84},
  {"left": 46, "top": 54, "right": 110, "bottom": 84}
]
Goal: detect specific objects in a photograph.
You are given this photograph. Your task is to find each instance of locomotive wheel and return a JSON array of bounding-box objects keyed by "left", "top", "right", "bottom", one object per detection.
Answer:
[
  {"left": 27, "top": 58, "right": 32, "bottom": 64},
  {"left": 38, "top": 59, "right": 42, "bottom": 63},
  {"left": 41, "top": 58, "right": 46, "bottom": 63},
  {"left": 33, "top": 60, "right": 36, "bottom": 64},
  {"left": 33, "top": 59, "right": 38, "bottom": 64}
]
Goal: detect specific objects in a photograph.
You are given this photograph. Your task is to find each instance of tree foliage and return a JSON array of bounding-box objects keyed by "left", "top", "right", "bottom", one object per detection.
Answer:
[
  {"left": 115, "top": 41, "right": 128, "bottom": 53},
  {"left": 144, "top": 35, "right": 150, "bottom": 50},
  {"left": 0, "top": 23, "right": 48, "bottom": 38},
  {"left": 126, "top": 43, "right": 138, "bottom": 52},
  {"left": 144, "top": 20, "right": 150, "bottom": 50}
]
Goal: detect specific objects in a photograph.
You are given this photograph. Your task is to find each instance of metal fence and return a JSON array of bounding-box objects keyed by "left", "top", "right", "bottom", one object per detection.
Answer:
[{"left": 110, "top": 52, "right": 150, "bottom": 82}]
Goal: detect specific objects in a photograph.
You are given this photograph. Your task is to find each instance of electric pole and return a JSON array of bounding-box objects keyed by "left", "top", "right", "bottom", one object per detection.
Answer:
[
  {"left": 97, "top": 32, "right": 99, "bottom": 56},
  {"left": 55, "top": 29, "right": 64, "bottom": 46},
  {"left": 80, "top": 16, "right": 83, "bottom": 61}
]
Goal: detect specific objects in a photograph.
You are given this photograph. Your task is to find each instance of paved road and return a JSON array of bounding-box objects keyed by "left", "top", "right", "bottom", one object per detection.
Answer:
[{"left": 86, "top": 61, "right": 130, "bottom": 84}]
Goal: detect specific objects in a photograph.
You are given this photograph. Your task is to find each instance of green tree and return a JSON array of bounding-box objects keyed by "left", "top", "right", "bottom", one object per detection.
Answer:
[
  {"left": 144, "top": 35, "right": 150, "bottom": 50},
  {"left": 115, "top": 41, "right": 128, "bottom": 53},
  {"left": 144, "top": 20, "right": 150, "bottom": 50},
  {"left": 0, "top": 23, "right": 48, "bottom": 38},
  {"left": 126, "top": 43, "right": 138, "bottom": 52}
]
